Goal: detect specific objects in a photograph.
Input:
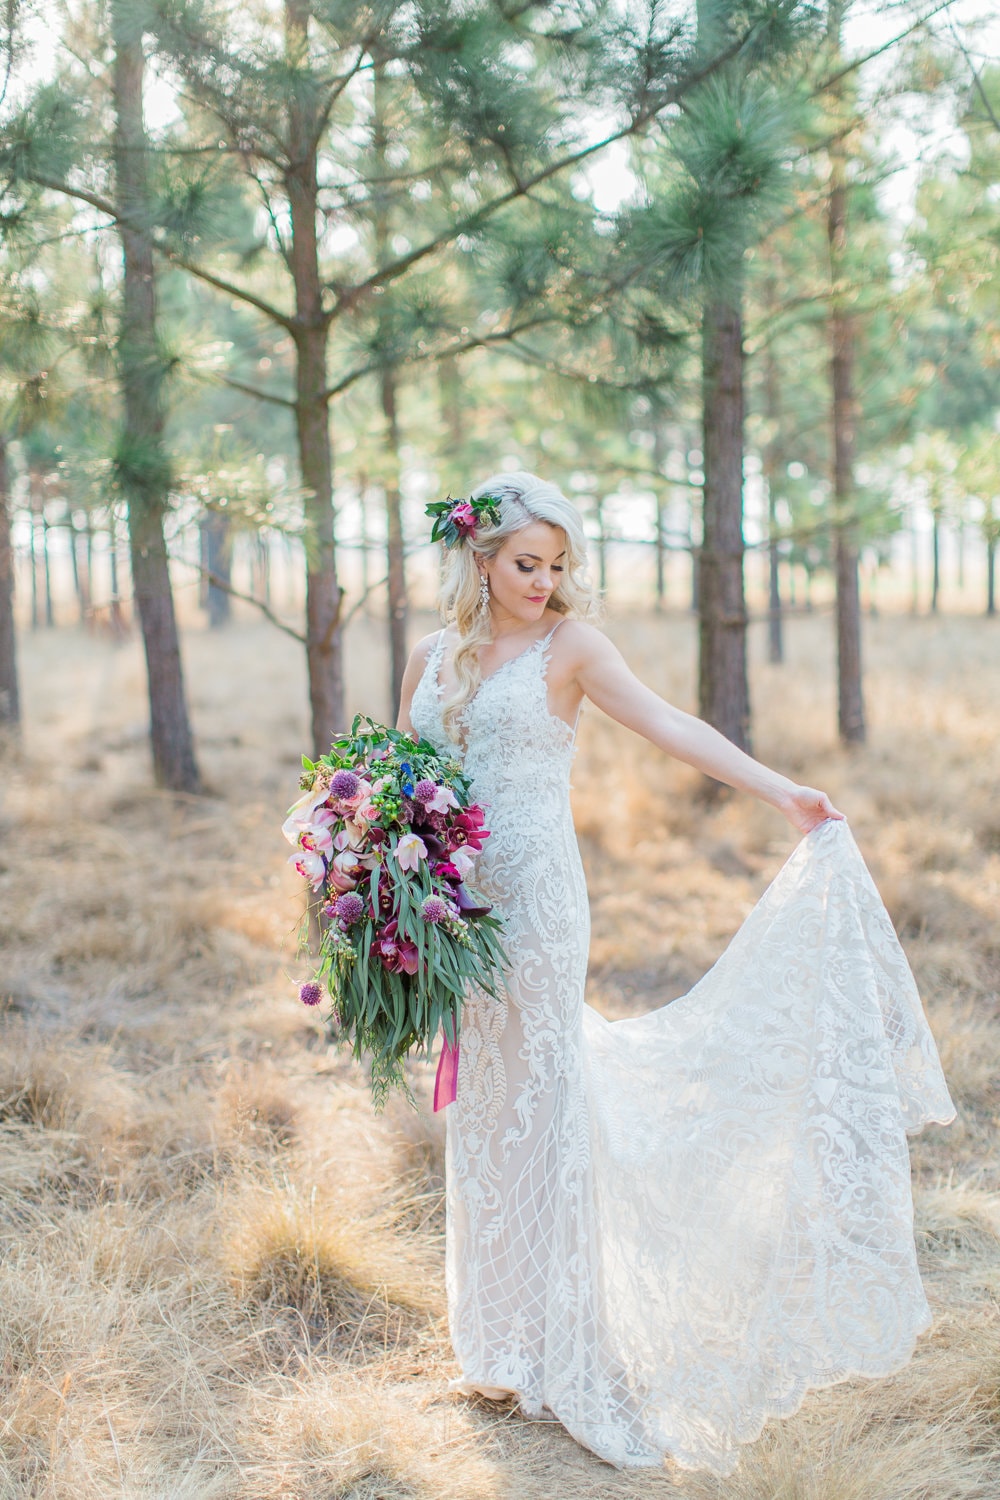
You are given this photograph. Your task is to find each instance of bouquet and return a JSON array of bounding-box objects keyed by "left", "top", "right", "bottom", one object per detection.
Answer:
[{"left": 282, "top": 715, "right": 507, "bottom": 1107}]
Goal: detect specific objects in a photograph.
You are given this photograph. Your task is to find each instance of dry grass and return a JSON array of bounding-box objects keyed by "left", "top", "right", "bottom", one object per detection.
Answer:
[{"left": 0, "top": 608, "right": 998, "bottom": 1498}]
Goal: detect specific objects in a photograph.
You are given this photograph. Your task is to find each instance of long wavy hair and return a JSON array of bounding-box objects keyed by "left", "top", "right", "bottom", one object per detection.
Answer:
[{"left": 438, "top": 471, "right": 601, "bottom": 738}]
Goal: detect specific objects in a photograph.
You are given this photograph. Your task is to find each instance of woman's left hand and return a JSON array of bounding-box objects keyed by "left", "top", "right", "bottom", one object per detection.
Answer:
[{"left": 779, "top": 786, "right": 845, "bottom": 835}]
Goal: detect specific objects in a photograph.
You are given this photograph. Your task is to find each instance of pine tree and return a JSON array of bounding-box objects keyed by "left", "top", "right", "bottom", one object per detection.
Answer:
[{"left": 112, "top": 0, "right": 201, "bottom": 789}]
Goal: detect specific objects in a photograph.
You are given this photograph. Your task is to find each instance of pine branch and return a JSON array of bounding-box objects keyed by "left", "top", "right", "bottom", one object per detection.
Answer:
[
  {"left": 157, "top": 245, "right": 297, "bottom": 330},
  {"left": 320, "top": 311, "right": 562, "bottom": 401},
  {"left": 216, "top": 374, "right": 296, "bottom": 409},
  {"left": 812, "top": 0, "right": 965, "bottom": 97},
  {"left": 945, "top": 16, "right": 1000, "bottom": 136},
  {"left": 169, "top": 555, "right": 307, "bottom": 642},
  {"left": 328, "top": 30, "right": 752, "bottom": 317},
  {"left": 18, "top": 172, "right": 297, "bottom": 331}
]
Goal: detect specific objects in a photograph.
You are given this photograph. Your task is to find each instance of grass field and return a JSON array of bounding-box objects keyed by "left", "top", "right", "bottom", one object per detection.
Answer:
[{"left": 1, "top": 609, "right": 998, "bottom": 1499}]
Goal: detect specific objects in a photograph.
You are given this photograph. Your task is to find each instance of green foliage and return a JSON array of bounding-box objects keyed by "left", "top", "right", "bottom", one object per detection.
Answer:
[{"left": 0, "top": 85, "right": 83, "bottom": 189}]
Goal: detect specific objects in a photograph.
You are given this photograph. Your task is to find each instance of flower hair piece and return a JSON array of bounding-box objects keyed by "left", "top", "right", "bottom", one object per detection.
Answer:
[{"left": 426, "top": 492, "right": 502, "bottom": 549}]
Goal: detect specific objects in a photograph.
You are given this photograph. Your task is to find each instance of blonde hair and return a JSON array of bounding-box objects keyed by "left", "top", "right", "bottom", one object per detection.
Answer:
[{"left": 438, "top": 471, "right": 601, "bottom": 738}]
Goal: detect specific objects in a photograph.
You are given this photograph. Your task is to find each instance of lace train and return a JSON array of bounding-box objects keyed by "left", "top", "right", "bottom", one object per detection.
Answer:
[{"left": 409, "top": 627, "right": 955, "bottom": 1473}]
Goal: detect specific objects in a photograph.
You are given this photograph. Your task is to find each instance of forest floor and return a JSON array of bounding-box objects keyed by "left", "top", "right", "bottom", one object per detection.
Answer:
[{"left": 1, "top": 608, "right": 998, "bottom": 1500}]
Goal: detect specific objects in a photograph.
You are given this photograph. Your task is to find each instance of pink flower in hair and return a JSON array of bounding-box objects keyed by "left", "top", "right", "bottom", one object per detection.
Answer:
[{"left": 450, "top": 501, "right": 477, "bottom": 535}]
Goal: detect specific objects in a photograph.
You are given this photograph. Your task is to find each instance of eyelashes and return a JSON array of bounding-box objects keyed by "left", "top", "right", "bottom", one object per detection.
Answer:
[{"left": 516, "top": 562, "right": 564, "bottom": 575}]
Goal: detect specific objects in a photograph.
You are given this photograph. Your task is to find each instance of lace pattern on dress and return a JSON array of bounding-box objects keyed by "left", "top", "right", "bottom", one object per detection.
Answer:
[{"left": 409, "top": 624, "right": 955, "bottom": 1474}]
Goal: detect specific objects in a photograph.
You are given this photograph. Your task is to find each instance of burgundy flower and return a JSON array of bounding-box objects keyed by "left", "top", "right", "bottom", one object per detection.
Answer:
[
  {"left": 371, "top": 873, "right": 396, "bottom": 919},
  {"left": 453, "top": 883, "right": 492, "bottom": 918},
  {"left": 433, "top": 859, "right": 462, "bottom": 885},
  {"left": 445, "top": 808, "right": 490, "bottom": 853},
  {"left": 376, "top": 918, "right": 420, "bottom": 975}
]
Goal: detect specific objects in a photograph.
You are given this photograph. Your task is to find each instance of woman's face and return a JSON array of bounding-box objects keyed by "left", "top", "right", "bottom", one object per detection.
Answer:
[{"left": 479, "top": 522, "right": 567, "bottom": 628}]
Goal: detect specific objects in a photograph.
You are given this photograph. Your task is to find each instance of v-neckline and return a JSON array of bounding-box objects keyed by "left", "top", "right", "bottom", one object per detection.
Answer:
[{"left": 434, "top": 621, "right": 561, "bottom": 699}]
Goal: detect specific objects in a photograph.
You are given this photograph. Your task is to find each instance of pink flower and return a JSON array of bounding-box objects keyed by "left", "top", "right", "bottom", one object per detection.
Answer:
[
  {"left": 395, "top": 833, "right": 428, "bottom": 873},
  {"left": 291, "top": 848, "right": 327, "bottom": 889},
  {"left": 426, "top": 784, "right": 460, "bottom": 815},
  {"left": 300, "top": 824, "right": 334, "bottom": 858},
  {"left": 281, "top": 786, "right": 332, "bottom": 846},
  {"left": 354, "top": 802, "right": 381, "bottom": 825},
  {"left": 450, "top": 500, "right": 477, "bottom": 534},
  {"left": 450, "top": 846, "right": 477, "bottom": 880},
  {"left": 328, "top": 849, "right": 363, "bottom": 892},
  {"left": 332, "top": 778, "right": 373, "bottom": 814}
]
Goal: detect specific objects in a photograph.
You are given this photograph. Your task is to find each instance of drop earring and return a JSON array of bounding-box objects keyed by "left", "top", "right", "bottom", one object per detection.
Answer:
[{"left": 478, "top": 574, "right": 490, "bottom": 613}]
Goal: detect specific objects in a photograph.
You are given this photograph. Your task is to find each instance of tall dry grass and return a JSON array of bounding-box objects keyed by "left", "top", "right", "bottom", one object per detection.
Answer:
[{"left": 0, "top": 610, "right": 997, "bottom": 1499}]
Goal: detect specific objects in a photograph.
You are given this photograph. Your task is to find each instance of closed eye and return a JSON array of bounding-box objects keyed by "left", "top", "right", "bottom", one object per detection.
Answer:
[{"left": 517, "top": 562, "right": 564, "bottom": 574}]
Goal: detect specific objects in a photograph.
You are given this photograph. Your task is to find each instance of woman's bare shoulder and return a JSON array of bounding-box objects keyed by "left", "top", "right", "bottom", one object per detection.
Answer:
[
  {"left": 408, "top": 628, "right": 444, "bottom": 664},
  {"left": 550, "top": 617, "right": 613, "bottom": 660}
]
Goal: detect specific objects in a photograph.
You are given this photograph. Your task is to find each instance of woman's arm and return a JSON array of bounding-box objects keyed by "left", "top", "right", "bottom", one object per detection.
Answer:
[
  {"left": 396, "top": 632, "right": 438, "bottom": 735},
  {"left": 565, "top": 624, "right": 843, "bottom": 835}
]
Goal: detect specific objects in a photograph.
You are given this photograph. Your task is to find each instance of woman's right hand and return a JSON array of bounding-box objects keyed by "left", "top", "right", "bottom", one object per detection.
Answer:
[{"left": 777, "top": 785, "right": 845, "bottom": 835}]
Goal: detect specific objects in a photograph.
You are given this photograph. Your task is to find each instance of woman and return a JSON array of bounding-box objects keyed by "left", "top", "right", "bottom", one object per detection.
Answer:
[{"left": 397, "top": 470, "right": 954, "bottom": 1475}]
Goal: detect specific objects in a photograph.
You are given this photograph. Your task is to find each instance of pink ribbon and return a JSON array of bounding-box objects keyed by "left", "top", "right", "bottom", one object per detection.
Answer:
[{"left": 433, "top": 1021, "right": 459, "bottom": 1112}]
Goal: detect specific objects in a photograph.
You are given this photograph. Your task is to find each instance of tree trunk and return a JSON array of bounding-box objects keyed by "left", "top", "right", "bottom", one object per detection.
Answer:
[
  {"left": 357, "top": 470, "right": 371, "bottom": 605},
  {"left": 112, "top": 5, "right": 201, "bottom": 791},
  {"left": 28, "top": 493, "right": 39, "bottom": 629},
  {"left": 827, "top": 2, "right": 865, "bottom": 745},
  {"left": 698, "top": 291, "right": 751, "bottom": 754},
  {"left": 286, "top": 0, "right": 342, "bottom": 755},
  {"left": 68, "top": 509, "right": 84, "bottom": 622},
  {"left": 439, "top": 356, "right": 463, "bottom": 456},
  {"left": 762, "top": 320, "right": 783, "bottom": 665},
  {"left": 930, "top": 509, "right": 940, "bottom": 613},
  {"left": 373, "top": 64, "right": 408, "bottom": 716},
  {"left": 987, "top": 535, "right": 996, "bottom": 617},
  {"left": 595, "top": 495, "right": 608, "bottom": 596},
  {"left": 652, "top": 425, "right": 667, "bottom": 611},
  {"left": 381, "top": 368, "right": 408, "bottom": 716},
  {"left": 42, "top": 504, "right": 53, "bottom": 626},
  {"left": 200, "top": 510, "right": 233, "bottom": 627},
  {"left": 0, "top": 437, "right": 20, "bottom": 730}
]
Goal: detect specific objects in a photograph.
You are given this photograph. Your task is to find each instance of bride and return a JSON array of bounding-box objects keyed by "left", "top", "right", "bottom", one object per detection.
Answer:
[{"left": 397, "top": 469, "right": 954, "bottom": 1475}]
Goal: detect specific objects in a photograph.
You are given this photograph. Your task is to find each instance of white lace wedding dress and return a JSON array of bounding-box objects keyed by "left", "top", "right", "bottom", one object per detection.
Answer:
[{"left": 409, "top": 623, "right": 955, "bottom": 1475}]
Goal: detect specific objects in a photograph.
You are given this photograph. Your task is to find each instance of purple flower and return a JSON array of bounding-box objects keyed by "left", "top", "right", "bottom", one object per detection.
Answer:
[
  {"left": 413, "top": 779, "right": 438, "bottom": 805},
  {"left": 421, "top": 894, "right": 450, "bottom": 924},
  {"left": 299, "top": 981, "right": 323, "bottom": 1007},
  {"left": 329, "top": 770, "right": 360, "bottom": 799},
  {"left": 335, "top": 891, "right": 365, "bottom": 925}
]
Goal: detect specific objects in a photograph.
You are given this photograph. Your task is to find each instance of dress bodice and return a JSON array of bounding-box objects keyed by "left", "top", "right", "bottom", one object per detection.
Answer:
[{"left": 409, "top": 625, "right": 577, "bottom": 812}]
